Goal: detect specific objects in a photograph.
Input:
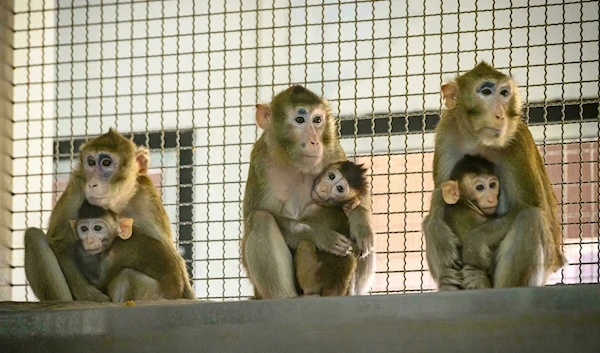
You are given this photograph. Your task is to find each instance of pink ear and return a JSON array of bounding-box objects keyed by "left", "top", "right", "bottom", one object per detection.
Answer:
[
  {"left": 255, "top": 104, "right": 271, "bottom": 130},
  {"left": 441, "top": 180, "right": 460, "bottom": 205},
  {"left": 135, "top": 147, "right": 150, "bottom": 174},
  {"left": 441, "top": 83, "right": 458, "bottom": 109},
  {"left": 118, "top": 218, "right": 134, "bottom": 240}
]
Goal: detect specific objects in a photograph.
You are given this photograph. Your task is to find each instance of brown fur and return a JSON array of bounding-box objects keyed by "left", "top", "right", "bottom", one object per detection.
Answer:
[
  {"left": 295, "top": 240, "right": 357, "bottom": 296},
  {"left": 423, "top": 62, "right": 565, "bottom": 291},
  {"left": 25, "top": 128, "right": 195, "bottom": 301},
  {"left": 242, "top": 85, "right": 375, "bottom": 299}
]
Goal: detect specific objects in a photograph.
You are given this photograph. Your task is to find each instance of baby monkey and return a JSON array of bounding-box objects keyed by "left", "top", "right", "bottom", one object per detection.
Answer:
[
  {"left": 71, "top": 200, "right": 190, "bottom": 302},
  {"left": 295, "top": 160, "right": 368, "bottom": 296},
  {"left": 442, "top": 154, "right": 501, "bottom": 288}
]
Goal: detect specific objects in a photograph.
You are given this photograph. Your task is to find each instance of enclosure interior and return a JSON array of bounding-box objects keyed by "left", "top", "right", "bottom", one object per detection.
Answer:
[{"left": 3, "top": 0, "right": 599, "bottom": 301}]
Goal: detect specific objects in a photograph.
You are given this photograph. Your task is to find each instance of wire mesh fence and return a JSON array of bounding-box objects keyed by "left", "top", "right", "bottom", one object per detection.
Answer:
[{"left": 6, "top": 0, "right": 599, "bottom": 301}]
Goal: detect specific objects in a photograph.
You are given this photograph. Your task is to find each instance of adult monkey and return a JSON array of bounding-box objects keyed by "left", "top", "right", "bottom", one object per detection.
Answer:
[
  {"left": 242, "top": 85, "right": 375, "bottom": 299},
  {"left": 25, "top": 129, "right": 195, "bottom": 301},
  {"left": 422, "top": 62, "right": 565, "bottom": 290}
]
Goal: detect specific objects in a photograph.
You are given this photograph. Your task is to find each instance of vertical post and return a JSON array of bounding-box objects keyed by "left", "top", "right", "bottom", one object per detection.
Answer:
[{"left": 0, "top": 0, "right": 14, "bottom": 300}]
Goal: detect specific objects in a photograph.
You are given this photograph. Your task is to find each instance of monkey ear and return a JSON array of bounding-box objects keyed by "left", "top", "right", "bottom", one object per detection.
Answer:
[
  {"left": 69, "top": 220, "right": 77, "bottom": 237},
  {"left": 441, "top": 83, "right": 458, "bottom": 109},
  {"left": 135, "top": 147, "right": 150, "bottom": 174},
  {"left": 255, "top": 104, "right": 271, "bottom": 130},
  {"left": 118, "top": 218, "right": 134, "bottom": 240},
  {"left": 441, "top": 181, "right": 460, "bottom": 205}
]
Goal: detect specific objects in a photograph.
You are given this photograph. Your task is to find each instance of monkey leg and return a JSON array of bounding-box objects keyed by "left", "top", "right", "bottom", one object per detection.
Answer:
[
  {"left": 24, "top": 228, "right": 73, "bottom": 301},
  {"left": 244, "top": 210, "right": 297, "bottom": 299},
  {"left": 493, "top": 208, "right": 547, "bottom": 288},
  {"left": 108, "top": 268, "right": 162, "bottom": 303},
  {"left": 321, "top": 252, "right": 358, "bottom": 296},
  {"left": 422, "top": 213, "right": 463, "bottom": 291},
  {"left": 295, "top": 240, "right": 322, "bottom": 296}
]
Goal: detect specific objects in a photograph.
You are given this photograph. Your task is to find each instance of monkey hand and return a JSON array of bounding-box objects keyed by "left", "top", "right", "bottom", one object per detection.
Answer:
[
  {"left": 350, "top": 231, "right": 374, "bottom": 258},
  {"left": 461, "top": 265, "right": 491, "bottom": 290},
  {"left": 314, "top": 229, "right": 353, "bottom": 257},
  {"left": 438, "top": 268, "right": 463, "bottom": 291},
  {"left": 73, "top": 283, "right": 110, "bottom": 302}
]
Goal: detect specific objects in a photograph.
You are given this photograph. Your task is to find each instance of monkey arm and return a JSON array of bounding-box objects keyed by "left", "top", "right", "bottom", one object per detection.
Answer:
[
  {"left": 461, "top": 208, "right": 520, "bottom": 270},
  {"left": 422, "top": 188, "right": 463, "bottom": 290},
  {"left": 346, "top": 200, "right": 375, "bottom": 257},
  {"left": 271, "top": 213, "right": 352, "bottom": 257}
]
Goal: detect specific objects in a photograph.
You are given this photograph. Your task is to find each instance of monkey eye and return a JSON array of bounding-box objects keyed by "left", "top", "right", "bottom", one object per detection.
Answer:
[
  {"left": 87, "top": 158, "right": 96, "bottom": 166},
  {"left": 328, "top": 173, "right": 335, "bottom": 180},
  {"left": 475, "top": 184, "right": 485, "bottom": 191},
  {"left": 313, "top": 116, "right": 322, "bottom": 124},
  {"left": 93, "top": 225, "right": 103, "bottom": 232},
  {"left": 295, "top": 116, "right": 305, "bottom": 124},
  {"left": 101, "top": 158, "right": 112, "bottom": 167},
  {"left": 336, "top": 185, "right": 344, "bottom": 193},
  {"left": 80, "top": 225, "right": 89, "bottom": 232},
  {"left": 481, "top": 88, "right": 492, "bottom": 96},
  {"left": 490, "top": 182, "right": 497, "bottom": 188},
  {"left": 500, "top": 89, "right": 509, "bottom": 97}
]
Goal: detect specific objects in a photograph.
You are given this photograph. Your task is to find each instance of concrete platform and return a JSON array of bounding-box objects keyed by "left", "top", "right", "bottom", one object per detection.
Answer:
[{"left": 1, "top": 284, "right": 599, "bottom": 353}]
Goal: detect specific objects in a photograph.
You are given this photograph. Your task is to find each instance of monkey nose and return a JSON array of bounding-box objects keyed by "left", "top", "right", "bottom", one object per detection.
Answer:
[
  {"left": 495, "top": 115, "right": 502, "bottom": 119},
  {"left": 89, "top": 183, "right": 98, "bottom": 188}
]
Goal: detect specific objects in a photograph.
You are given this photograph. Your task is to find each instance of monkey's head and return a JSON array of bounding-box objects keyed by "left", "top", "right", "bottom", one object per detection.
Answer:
[
  {"left": 312, "top": 161, "right": 368, "bottom": 207},
  {"left": 255, "top": 85, "right": 337, "bottom": 173},
  {"left": 441, "top": 62, "right": 522, "bottom": 148},
  {"left": 69, "top": 200, "right": 133, "bottom": 255},
  {"left": 442, "top": 155, "right": 499, "bottom": 215},
  {"left": 79, "top": 128, "right": 149, "bottom": 212}
]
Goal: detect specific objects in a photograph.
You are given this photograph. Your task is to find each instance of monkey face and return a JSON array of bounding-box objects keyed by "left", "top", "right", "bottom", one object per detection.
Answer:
[
  {"left": 76, "top": 218, "right": 115, "bottom": 255},
  {"left": 312, "top": 168, "right": 352, "bottom": 206},
  {"left": 472, "top": 79, "right": 513, "bottom": 141},
  {"left": 82, "top": 151, "right": 119, "bottom": 207},
  {"left": 466, "top": 174, "right": 499, "bottom": 215},
  {"left": 284, "top": 106, "right": 326, "bottom": 166},
  {"left": 445, "top": 62, "right": 522, "bottom": 148}
]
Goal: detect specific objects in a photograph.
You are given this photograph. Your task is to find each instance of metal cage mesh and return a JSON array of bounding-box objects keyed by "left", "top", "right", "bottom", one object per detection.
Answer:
[{"left": 7, "top": 0, "right": 600, "bottom": 301}]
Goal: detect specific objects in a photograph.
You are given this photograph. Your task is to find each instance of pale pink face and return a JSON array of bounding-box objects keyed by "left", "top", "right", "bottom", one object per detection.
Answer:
[
  {"left": 75, "top": 218, "right": 114, "bottom": 255},
  {"left": 311, "top": 167, "right": 353, "bottom": 206},
  {"left": 287, "top": 106, "right": 326, "bottom": 169},
  {"left": 466, "top": 173, "right": 500, "bottom": 215},
  {"left": 83, "top": 151, "right": 119, "bottom": 207}
]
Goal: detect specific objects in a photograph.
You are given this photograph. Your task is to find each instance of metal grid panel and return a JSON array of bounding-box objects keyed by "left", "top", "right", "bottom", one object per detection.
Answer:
[{"left": 8, "top": 0, "right": 600, "bottom": 301}]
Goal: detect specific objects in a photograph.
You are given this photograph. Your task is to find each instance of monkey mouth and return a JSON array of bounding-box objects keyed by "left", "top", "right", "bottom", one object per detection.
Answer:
[
  {"left": 87, "top": 196, "right": 108, "bottom": 205},
  {"left": 482, "top": 127, "right": 503, "bottom": 138},
  {"left": 311, "top": 189, "right": 325, "bottom": 203},
  {"left": 85, "top": 247, "right": 103, "bottom": 255},
  {"left": 301, "top": 154, "right": 321, "bottom": 159},
  {"left": 481, "top": 207, "right": 497, "bottom": 215}
]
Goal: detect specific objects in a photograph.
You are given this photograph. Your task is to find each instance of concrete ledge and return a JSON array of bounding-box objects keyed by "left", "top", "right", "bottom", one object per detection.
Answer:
[{"left": 1, "top": 284, "right": 599, "bottom": 353}]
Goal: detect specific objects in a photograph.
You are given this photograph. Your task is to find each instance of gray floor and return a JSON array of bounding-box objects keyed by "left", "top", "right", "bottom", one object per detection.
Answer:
[{"left": 1, "top": 284, "right": 599, "bottom": 353}]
